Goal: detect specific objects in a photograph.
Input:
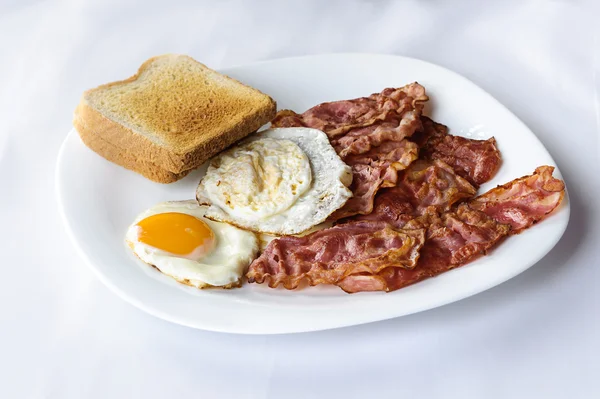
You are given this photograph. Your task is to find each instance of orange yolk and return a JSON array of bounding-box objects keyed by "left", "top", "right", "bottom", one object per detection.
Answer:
[{"left": 136, "top": 213, "right": 215, "bottom": 258}]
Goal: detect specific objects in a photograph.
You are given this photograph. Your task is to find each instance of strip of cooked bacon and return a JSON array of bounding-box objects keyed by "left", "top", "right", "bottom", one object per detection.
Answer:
[
  {"left": 426, "top": 135, "right": 501, "bottom": 187},
  {"left": 469, "top": 165, "right": 565, "bottom": 233},
  {"left": 352, "top": 159, "right": 477, "bottom": 227},
  {"left": 246, "top": 221, "right": 426, "bottom": 290},
  {"left": 339, "top": 166, "right": 565, "bottom": 293},
  {"left": 338, "top": 205, "right": 510, "bottom": 292},
  {"left": 271, "top": 84, "right": 428, "bottom": 148},
  {"left": 416, "top": 117, "right": 502, "bottom": 186}
]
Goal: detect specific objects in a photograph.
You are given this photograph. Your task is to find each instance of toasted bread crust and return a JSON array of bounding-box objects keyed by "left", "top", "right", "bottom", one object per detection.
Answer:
[
  {"left": 74, "top": 54, "right": 277, "bottom": 176},
  {"left": 75, "top": 116, "right": 190, "bottom": 183}
]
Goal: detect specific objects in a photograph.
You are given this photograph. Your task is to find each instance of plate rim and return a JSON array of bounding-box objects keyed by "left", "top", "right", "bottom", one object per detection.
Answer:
[{"left": 55, "top": 53, "right": 571, "bottom": 334}]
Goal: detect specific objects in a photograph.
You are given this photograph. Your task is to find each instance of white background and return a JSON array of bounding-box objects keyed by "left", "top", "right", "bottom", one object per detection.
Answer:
[{"left": 1, "top": 0, "right": 599, "bottom": 398}]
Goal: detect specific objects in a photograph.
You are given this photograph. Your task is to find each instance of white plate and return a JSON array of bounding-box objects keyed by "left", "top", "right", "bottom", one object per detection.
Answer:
[{"left": 56, "top": 53, "right": 569, "bottom": 334}]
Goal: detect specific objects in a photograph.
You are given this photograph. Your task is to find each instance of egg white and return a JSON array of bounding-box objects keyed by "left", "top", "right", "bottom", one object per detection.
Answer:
[
  {"left": 196, "top": 128, "right": 353, "bottom": 235},
  {"left": 125, "top": 200, "right": 259, "bottom": 288}
]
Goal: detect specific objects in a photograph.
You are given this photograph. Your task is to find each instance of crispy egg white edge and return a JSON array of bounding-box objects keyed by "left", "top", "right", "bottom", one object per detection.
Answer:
[
  {"left": 196, "top": 127, "right": 353, "bottom": 235},
  {"left": 125, "top": 200, "right": 259, "bottom": 288}
]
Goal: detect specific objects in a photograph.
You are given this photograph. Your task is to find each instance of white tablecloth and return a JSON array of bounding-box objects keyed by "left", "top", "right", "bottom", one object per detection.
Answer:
[{"left": 2, "top": 1, "right": 599, "bottom": 398}]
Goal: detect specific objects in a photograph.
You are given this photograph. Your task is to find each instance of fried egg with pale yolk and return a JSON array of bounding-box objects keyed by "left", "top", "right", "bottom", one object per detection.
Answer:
[
  {"left": 125, "top": 200, "right": 259, "bottom": 288},
  {"left": 196, "top": 127, "right": 353, "bottom": 235}
]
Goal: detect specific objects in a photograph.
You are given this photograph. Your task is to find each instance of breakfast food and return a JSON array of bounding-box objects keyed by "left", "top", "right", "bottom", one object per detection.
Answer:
[
  {"left": 106, "top": 62, "right": 564, "bottom": 294},
  {"left": 247, "top": 221, "right": 426, "bottom": 290},
  {"left": 337, "top": 204, "right": 511, "bottom": 293},
  {"left": 74, "top": 54, "right": 276, "bottom": 183},
  {"left": 245, "top": 87, "right": 564, "bottom": 293},
  {"left": 125, "top": 200, "right": 258, "bottom": 288},
  {"left": 249, "top": 166, "right": 564, "bottom": 292},
  {"left": 196, "top": 127, "right": 353, "bottom": 235}
]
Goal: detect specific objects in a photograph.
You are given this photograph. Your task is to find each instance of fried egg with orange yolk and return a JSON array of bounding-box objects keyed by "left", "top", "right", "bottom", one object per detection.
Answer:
[{"left": 125, "top": 200, "right": 259, "bottom": 288}]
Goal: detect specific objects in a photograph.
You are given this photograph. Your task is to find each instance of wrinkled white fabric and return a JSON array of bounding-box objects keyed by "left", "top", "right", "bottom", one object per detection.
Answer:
[{"left": 0, "top": 1, "right": 598, "bottom": 398}]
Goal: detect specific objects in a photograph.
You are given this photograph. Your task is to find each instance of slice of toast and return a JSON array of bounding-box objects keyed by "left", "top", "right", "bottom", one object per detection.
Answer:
[
  {"left": 76, "top": 115, "right": 190, "bottom": 183},
  {"left": 73, "top": 54, "right": 276, "bottom": 180}
]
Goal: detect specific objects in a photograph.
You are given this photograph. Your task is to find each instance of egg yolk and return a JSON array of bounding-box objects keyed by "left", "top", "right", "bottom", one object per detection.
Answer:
[{"left": 136, "top": 213, "right": 215, "bottom": 258}]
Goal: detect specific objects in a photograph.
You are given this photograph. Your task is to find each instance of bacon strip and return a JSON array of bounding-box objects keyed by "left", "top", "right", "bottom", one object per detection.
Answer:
[
  {"left": 416, "top": 117, "right": 502, "bottom": 186},
  {"left": 469, "top": 165, "right": 565, "bottom": 233},
  {"left": 339, "top": 166, "right": 565, "bottom": 293},
  {"left": 272, "top": 84, "right": 428, "bottom": 151},
  {"left": 246, "top": 221, "right": 426, "bottom": 290},
  {"left": 271, "top": 84, "right": 428, "bottom": 219}
]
